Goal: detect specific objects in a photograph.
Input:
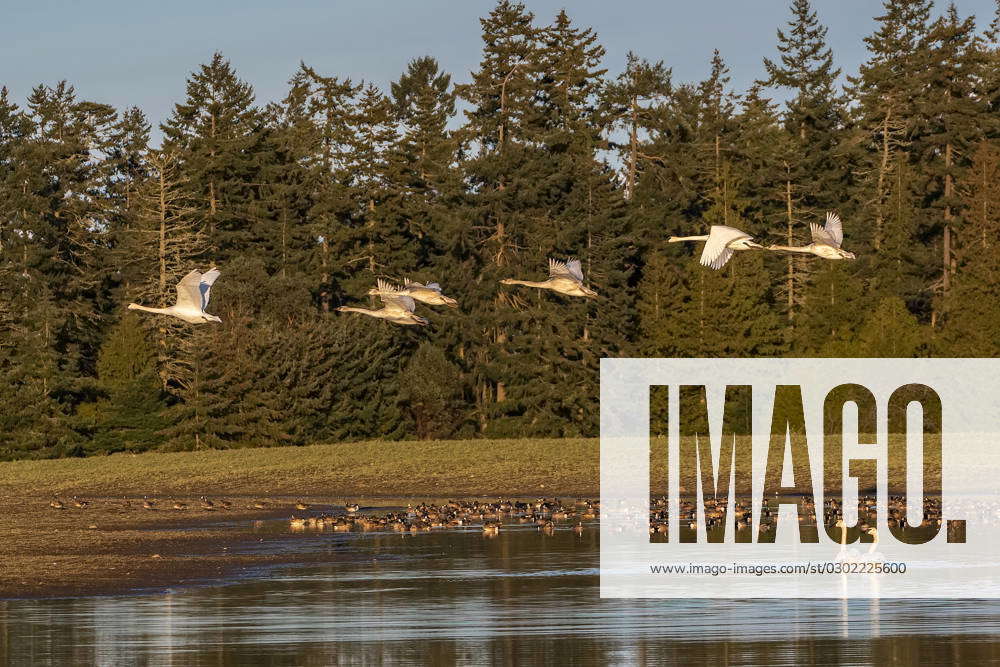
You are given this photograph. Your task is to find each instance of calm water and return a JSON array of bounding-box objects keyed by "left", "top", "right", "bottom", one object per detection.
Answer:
[{"left": 3, "top": 516, "right": 1000, "bottom": 666}]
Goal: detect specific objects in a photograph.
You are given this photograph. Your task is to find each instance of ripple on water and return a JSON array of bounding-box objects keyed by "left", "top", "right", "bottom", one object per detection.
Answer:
[{"left": 4, "top": 524, "right": 1000, "bottom": 665}]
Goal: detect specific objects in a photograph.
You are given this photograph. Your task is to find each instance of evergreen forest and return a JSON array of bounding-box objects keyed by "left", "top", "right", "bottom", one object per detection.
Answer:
[{"left": 1, "top": 0, "right": 999, "bottom": 459}]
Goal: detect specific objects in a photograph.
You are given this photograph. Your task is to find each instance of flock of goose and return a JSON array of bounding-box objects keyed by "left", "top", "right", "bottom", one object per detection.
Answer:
[
  {"left": 286, "top": 498, "right": 599, "bottom": 537},
  {"left": 649, "top": 494, "right": 946, "bottom": 536},
  {"left": 125, "top": 212, "right": 854, "bottom": 327}
]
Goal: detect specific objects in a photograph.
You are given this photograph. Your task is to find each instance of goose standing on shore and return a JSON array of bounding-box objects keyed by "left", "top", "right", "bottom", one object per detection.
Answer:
[
  {"left": 337, "top": 292, "right": 429, "bottom": 326},
  {"left": 128, "top": 268, "right": 222, "bottom": 324},
  {"left": 767, "top": 212, "right": 856, "bottom": 260},
  {"left": 368, "top": 278, "right": 458, "bottom": 308},
  {"left": 500, "top": 258, "right": 597, "bottom": 298},
  {"left": 668, "top": 225, "right": 763, "bottom": 270}
]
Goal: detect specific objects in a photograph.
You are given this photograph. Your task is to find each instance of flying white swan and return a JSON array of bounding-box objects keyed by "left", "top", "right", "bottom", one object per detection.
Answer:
[
  {"left": 500, "top": 258, "right": 597, "bottom": 298},
  {"left": 368, "top": 278, "right": 458, "bottom": 308},
  {"left": 337, "top": 290, "right": 429, "bottom": 326},
  {"left": 668, "top": 225, "right": 763, "bottom": 270},
  {"left": 128, "top": 268, "right": 222, "bottom": 324},
  {"left": 768, "top": 212, "right": 856, "bottom": 260}
]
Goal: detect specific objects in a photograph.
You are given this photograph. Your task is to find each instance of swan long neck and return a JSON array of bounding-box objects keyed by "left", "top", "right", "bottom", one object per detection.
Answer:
[
  {"left": 768, "top": 244, "right": 813, "bottom": 254},
  {"left": 339, "top": 306, "right": 385, "bottom": 318},
  {"left": 840, "top": 524, "right": 847, "bottom": 546},
  {"left": 505, "top": 279, "right": 551, "bottom": 288},
  {"left": 128, "top": 304, "right": 171, "bottom": 315},
  {"left": 868, "top": 531, "right": 878, "bottom": 553},
  {"left": 668, "top": 235, "right": 710, "bottom": 242}
]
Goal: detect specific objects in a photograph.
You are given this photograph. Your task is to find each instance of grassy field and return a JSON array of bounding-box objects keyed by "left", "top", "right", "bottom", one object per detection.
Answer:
[
  {"left": 0, "top": 438, "right": 602, "bottom": 499},
  {"left": 0, "top": 433, "right": 933, "bottom": 500}
]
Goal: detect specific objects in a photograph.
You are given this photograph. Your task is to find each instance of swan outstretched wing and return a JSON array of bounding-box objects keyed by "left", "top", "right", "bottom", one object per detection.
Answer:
[
  {"left": 548, "top": 258, "right": 571, "bottom": 280},
  {"left": 380, "top": 292, "right": 416, "bottom": 315},
  {"left": 701, "top": 246, "right": 734, "bottom": 270},
  {"left": 700, "top": 226, "right": 747, "bottom": 270},
  {"left": 403, "top": 279, "right": 443, "bottom": 293},
  {"left": 549, "top": 258, "right": 584, "bottom": 282},
  {"left": 810, "top": 213, "right": 842, "bottom": 247},
  {"left": 175, "top": 270, "right": 203, "bottom": 310},
  {"left": 825, "top": 212, "right": 844, "bottom": 246},
  {"left": 200, "top": 268, "right": 220, "bottom": 309},
  {"left": 565, "top": 259, "right": 584, "bottom": 283},
  {"left": 377, "top": 278, "right": 401, "bottom": 294}
]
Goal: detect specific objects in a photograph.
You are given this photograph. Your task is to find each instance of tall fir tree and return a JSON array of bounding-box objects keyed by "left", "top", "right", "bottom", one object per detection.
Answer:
[
  {"left": 761, "top": 0, "right": 848, "bottom": 334},
  {"left": 944, "top": 140, "right": 1000, "bottom": 354},
  {"left": 915, "top": 4, "right": 987, "bottom": 316},
  {"left": 161, "top": 53, "right": 268, "bottom": 262}
]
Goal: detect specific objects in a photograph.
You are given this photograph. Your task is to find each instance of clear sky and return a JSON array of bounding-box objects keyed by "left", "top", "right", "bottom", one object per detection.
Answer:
[{"left": 1, "top": 0, "right": 996, "bottom": 141}]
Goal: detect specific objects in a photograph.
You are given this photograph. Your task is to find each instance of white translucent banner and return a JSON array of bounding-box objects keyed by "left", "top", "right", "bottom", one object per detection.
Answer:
[{"left": 600, "top": 358, "right": 1000, "bottom": 598}]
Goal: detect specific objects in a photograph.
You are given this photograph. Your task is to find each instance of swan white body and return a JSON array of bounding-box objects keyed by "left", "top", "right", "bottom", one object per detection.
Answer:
[
  {"left": 834, "top": 519, "right": 860, "bottom": 564},
  {"left": 337, "top": 290, "right": 429, "bottom": 326},
  {"left": 768, "top": 212, "right": 856, "bottom": 260},
  {"left": 368, "top": 278, "right": 458, "bottom": 308},
  {"left": 128, "top": 268, "right": 222, "bottom": 324},
  {"left": 668, "top": 225, "right": 763, "bottom": 270},
  {"left": 500, "top": 258, "right": 597, "bottom": 298},
  {"left": 860, "top": 527, "right": 884, "bottom": 563}
]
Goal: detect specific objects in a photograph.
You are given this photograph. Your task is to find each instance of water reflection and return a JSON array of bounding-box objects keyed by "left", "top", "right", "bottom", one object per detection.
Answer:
[{"left": 3, "top": 523, "right": 1000, "bottom": 665}]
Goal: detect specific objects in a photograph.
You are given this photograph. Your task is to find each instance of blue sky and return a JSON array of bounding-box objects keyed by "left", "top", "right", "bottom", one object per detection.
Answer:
[{"left": 1, "top": 0, "right": 996, "bottom": 140}]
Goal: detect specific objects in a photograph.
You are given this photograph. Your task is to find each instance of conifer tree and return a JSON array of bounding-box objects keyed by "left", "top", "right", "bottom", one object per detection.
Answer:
[
  {"left": 77, "top": 312, "right": 166, "bottom": 453},
  {"left": 847, "top": 0, "right": 934, "bottom": 320},
  {"left": 295, "top": 65, "right": 363, "bottom": 311},
  {"left": 916, "top": 4, "right": 986, "bottom": 309},
  {"left": 398, "top": 342, "right": 466, "bottom": 439},
  {"left": 761, "top": 0, "right": 847, "bottom": 331},
  {"left": 2, "top": 1, "right": 1000, "bottom": 458},
  {"left": 603, "top": 52, "right": 671, "bottom": 203},
  {"left": 761, "top": 0, "right": 846, "bottom": 209},
  {"left": 945, "top": 140, "right": 1000, "bottom": 354},
  {"left": 161, "top": 53, "right": 267, "bottom": 261},
  {"left": 119, "top": 150, "right": 206, "bottom": 393},
  {"left": 255, "top": 88, "right": 319, "bottom": 282},
  {"left": 983, "top": 2, "right": 1000, "bottom": 137},
  {"left": 392, "top": 57, "right": 456, "bottom": 191},
  {"left": 847, "top": 297, "right": 928, "bottom": 357}
]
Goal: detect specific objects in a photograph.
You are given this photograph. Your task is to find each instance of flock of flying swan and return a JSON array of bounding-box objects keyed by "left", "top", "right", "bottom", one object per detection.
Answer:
[
  {"left": 127, "top": 212, "right": 855, "bottom": 326},
  {"left": 668, "top": 211, "right": 854, "bottom": 270}
]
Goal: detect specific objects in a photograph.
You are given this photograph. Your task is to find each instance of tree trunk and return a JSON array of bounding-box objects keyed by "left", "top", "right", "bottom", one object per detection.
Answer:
[
  {"left": 785, "top": 178, "right": 795, "bottom": 322},
  {"left": 626, "top": 96, "right": 638, "bottom": 201},
  {"left": 209, "top": 112, "right": 218, "bottom": 239},
  {"left": 320, "top": 236, "right": 330, "bottom": 313},
  {"left": 496, "top": 328, "right": 507, "bottom": 402},
  {"left": 157, "top": 165, "right": 168, "bottom": 389},
  {"left": 714, "top": 134, "right": 721, "bottom": 184},
  {"left": 943, "top": 141, "right": 953, "bottom": 295},
  {"left": 280, "top": 207, "right": 288, "bottom": 278},
  {"left": 875, "top": 109, "right": 893, "bottom": 251}
]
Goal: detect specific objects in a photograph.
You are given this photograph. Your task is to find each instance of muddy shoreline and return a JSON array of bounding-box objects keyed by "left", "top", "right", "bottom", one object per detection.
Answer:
[
  {"left": 0, "top": 493, "right": 595, "bottom": 600},
  {"left": 1, "top": 495, "right": 391, "bottom": 600}
]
